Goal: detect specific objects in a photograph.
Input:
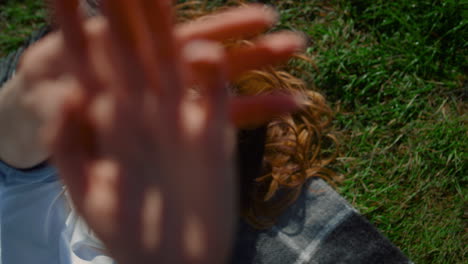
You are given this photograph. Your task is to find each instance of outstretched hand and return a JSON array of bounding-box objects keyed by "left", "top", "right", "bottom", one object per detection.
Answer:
[{"left": 18, "top": 0, "right": 306, "bottom": 263}]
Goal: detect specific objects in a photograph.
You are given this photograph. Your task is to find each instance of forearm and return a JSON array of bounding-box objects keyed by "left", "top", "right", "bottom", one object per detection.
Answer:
[{"left": 0, "top": 72, "right": 49, "bottom": 168}]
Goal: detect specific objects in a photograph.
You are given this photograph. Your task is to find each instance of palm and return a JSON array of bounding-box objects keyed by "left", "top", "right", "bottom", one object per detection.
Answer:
[{"left": 38, "top": 0, "right": 306, "bottom": 263}]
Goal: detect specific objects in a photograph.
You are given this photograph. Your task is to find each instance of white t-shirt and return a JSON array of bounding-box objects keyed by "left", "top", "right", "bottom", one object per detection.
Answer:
[{"left": 0, "top": 160, "right": 114, "bottom": 264}]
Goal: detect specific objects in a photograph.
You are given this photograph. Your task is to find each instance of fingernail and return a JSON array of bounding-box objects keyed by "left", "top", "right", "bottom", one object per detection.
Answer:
[
  {"left": 246, "top": 4, "right": 278, "bottom": 26},
  {"left": 293, "top": 93, "right": 309, "bottom": 108},
  {"left": 183, "top": 40, "right": 224, "bottom": 65},
  {"left": 267, "top": 34, "right": 305, "bottom": 53},
  {"left": 261, "top": 5, "right": 279, "bottom": 26}
]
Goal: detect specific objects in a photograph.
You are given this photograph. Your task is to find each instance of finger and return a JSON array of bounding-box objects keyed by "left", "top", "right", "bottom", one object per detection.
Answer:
[
  {"left": 53, "top": 0, "right": 87, "bottom": 59},
  {"left": 47, "top": 83, "right": 95, "bottom": 211},
  {"left": 53, "top": 0, "right": 97, "bottom": 95},
  {"left": 86, "top": 95, "right": 149, "bottom": 252},
  {"left": 226, "top": 32, "right": 306, "bottom": 80},
  {"left": 229, "top": 94, "right": 304, "bottom": 129},
  {"left": 82, "top": 159, "right": 143, "bottom": 256},
  {"left": 82, "top": 17, "right": 117, "bottom": 88},
  {"left": 86, "top": 93, "right": 154, "bottom": 163},
  {"left": 140, "top": 0, "right": 176, "bottom": 56},
  {"left": 101, "top": 0, "right": 157, "bottom": 97},
  {"left": 175, "top": 4, "right": 278, "bottom": 43},
  {"left": 184, "top": 41, "right": 228, "bottom": 126},
  {"left": 82, "top": 159, "right": 120, "bottom": 244},
  {"left": 139, "top": 0, "right": 184, "bottom": 107},
  {"left": 102, "top": 0, "right": 148, "bottom": 52},
  {"left": 184, "top": 32, "right": 305, "bottom": 84}
]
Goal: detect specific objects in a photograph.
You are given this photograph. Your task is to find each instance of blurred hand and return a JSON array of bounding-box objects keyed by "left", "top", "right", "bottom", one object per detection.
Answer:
[{"left": 15, "top": 0, "right": 306, "bottom": 263}]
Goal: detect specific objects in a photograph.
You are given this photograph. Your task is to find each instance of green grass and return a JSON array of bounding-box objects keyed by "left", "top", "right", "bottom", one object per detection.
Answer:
[
  {"left": 0, "top": 0, "right": 46, "bottom": 57},
  {"left": 1, "top": 0, "right": 466, "bottom": 263},
  {"left": 275, "top": 0, "right": 467, "bottom": 262}
]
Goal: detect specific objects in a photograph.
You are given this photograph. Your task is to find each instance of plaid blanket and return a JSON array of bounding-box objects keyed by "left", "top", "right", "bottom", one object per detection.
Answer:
[
  {"left": 231, "top": 178, "right": 412, "bottom": 264},
  {"left": 1, "top": 28, "right": 412, "bottom": 264}
]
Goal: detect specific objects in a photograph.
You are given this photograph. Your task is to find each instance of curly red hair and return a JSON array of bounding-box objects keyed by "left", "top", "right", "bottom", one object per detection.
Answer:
[{"left": 176, "top": 1, "right": 340, "bottom": 229}]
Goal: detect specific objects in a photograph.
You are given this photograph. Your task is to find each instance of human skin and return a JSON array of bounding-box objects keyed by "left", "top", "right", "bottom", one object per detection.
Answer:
[
  {"left": 0, "top": 1, "right": 305, "bottom": 169},
  {"left": 0, "top": 0, "right": 306, "bottom": 263}
]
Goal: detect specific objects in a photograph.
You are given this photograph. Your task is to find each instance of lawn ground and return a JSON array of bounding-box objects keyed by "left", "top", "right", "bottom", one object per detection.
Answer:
[{"left": 1, "top": 0, "right": 466, "bottom": 263}]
